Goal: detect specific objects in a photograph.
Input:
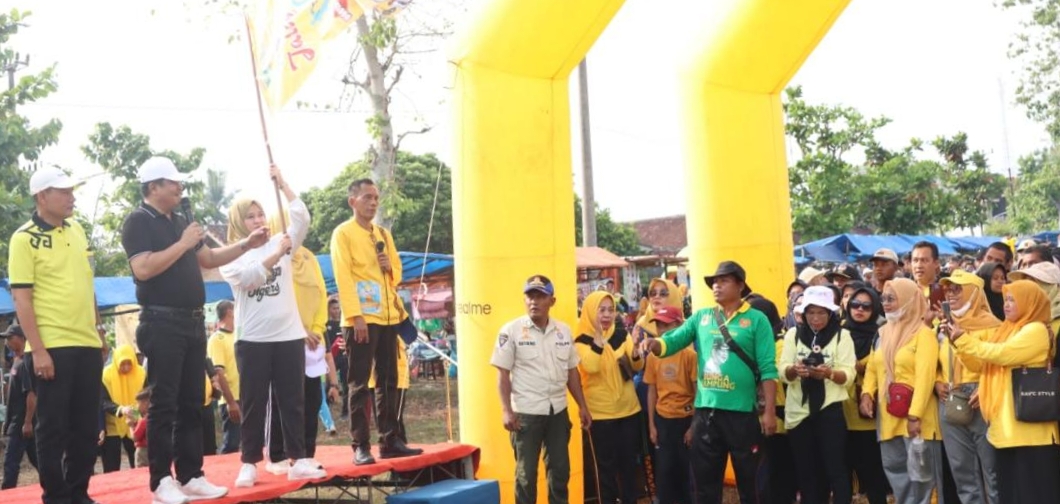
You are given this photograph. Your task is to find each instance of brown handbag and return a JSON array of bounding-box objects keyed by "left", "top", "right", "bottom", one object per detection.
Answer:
[{"left": 943, "top": 343, "right": 974, "bottom": 426}]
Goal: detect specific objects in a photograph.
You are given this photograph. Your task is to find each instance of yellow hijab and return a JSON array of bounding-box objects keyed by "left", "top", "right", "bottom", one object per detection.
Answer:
[
  {"left": 578, "top": 291, "right": 617, "bottom": 341},
  {"left": 634, "top": 278, "right": 682, "bottom": 338},
  {"left": 227, "top": 198, "right": 265, "bottom": 243},
  {"left": 980, "top": 280, "right": 1052, "bottom": 422},
  {"left": 102, "top": 345, "right": 145, "bottom": 437},
  {"left": 948, "top": 280, "right": 1001, "bottom": 382},
  {"left": 880, "top": 278, "right": 927, "bottom": 386}
]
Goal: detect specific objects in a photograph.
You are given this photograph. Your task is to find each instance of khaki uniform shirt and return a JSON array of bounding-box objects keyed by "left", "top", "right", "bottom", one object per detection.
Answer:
[{"left": 491, "top": 316, "right": 579, "bottom": 415}]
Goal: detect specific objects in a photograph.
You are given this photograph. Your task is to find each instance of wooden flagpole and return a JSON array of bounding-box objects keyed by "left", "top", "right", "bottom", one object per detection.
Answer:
[{"left": 244, "top": 13, "right": 287, "bottom": 233}]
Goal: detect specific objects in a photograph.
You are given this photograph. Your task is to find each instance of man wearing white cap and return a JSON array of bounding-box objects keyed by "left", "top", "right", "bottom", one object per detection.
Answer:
[
  {"left": 8, "top": 166, "right": 108, "bottom": 504},
  {"left": 120, "top": 157, "right": 269, "bottom": 504},
  {"left": 869, "top": 248, "right": 901, "bottom": 293}
]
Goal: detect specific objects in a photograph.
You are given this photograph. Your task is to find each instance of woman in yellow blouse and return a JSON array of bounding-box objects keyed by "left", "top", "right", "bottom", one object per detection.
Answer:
[
  {"left": 633, "top": 278, "right": 683, "bottom": 339},
  {"left": 946, "top": 280, "right": 1060, "bottom": 502},
  {"left": 780, "top": 286, "right": 856, "bottom": 504},
  {"left": 576, "top": 291, "right": 644, "bottom": 504},
  {"left": 859, "top": 278, "right": 941, "bottom": 504},
  {"left": 935, "top": 270, "right": 999, "bottom": 504}
]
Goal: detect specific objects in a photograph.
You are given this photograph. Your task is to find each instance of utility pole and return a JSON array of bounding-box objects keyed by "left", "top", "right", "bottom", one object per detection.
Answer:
[
  {"left": 578, "top": 58, "right": 597, "bottom": 247},
  {"left": 4, "top": 52, "right": 30, "bottom": 91}
]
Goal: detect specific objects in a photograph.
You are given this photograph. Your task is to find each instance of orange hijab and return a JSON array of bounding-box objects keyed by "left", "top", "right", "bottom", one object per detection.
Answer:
[
  {"left": 634, "top": 278, "right": 682, "bottom": 338},
  {"left": 880, "top": 278, "right": 927, "bottom": 386},
  {"left": 979, "top": 280, "right": 1052, "bottom": 422},
  {"left": 949, "top": 281, "right": 1001, "bottom": 382}
]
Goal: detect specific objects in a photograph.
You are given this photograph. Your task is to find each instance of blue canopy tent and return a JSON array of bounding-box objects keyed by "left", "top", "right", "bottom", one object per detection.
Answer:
[
  {"left": 316, "top": 252, "right": 455, "bottom": 295},
  {"left": 1034, "top": 231, "right": 1059, "bottom": 245},
  {"left": 795, "top": 234, "right": 1002, "bottom": 263}
]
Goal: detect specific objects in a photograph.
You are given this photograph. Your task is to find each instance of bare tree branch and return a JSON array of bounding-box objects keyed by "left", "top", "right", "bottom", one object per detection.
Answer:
[
  {"left": 395, "top": 125, "right": 432, "bottom": 152},
  {"left": 386, "top": 65, "right": 405, "bottom": 96}
]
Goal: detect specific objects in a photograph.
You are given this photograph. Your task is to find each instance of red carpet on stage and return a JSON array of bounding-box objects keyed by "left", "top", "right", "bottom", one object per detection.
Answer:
[{"left": 0, "top": 443, "right": 479, "bottom": 504}]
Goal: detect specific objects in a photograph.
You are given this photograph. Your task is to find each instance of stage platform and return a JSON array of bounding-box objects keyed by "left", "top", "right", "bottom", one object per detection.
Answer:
[{"left": 0, "top": 443, "right": 479, "bottom": 504}]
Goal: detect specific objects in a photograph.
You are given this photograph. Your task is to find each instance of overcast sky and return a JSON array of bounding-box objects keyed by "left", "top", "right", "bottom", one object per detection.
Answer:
[{"left": 13, "top": 0, "right": 1051, "bottom": 223}]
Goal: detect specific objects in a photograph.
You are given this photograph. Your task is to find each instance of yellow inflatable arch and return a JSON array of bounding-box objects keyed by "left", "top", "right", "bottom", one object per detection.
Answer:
[{"left": 450, "top": 1, "right": 851, "bottom": 501}]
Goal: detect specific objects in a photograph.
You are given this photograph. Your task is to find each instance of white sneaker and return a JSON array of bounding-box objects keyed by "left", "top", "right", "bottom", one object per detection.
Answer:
[
  {"left": 152, "top": 477, "right": 190, "bottom": 504},
  {"left": 182, "top": 475, "right": 229, "bottom": 500},
  {"left": 265, "top": 460, "right": 291, "bottom": 476},
  {"left": 288, "top": 458, "right": 327, "bottom": 481},
  {"left": 235, "top": 463, "right": 258, "bottom": 488}
]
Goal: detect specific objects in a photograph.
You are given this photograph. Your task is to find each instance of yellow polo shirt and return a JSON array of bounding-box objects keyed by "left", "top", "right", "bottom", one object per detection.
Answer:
[
  {"left": 329, "top": 220, "right": 405, "bottom": 327},
  {"left": 207, "top": 329, "right": 240, "bottom": 403},
  {"left": 7, "top": 215, "right": 100, "bottom": 350}
]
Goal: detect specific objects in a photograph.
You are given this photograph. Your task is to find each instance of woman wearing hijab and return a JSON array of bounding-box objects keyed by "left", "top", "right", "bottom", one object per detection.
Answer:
[
  {"left": 934, "top": 270, "right": 1000, "bottom": 504},
  {"left": 947, "top": 280, "right": 1060, "bottom": 502},
  {"left": 219, "top": 166, "right": 327, "bottom": 487},
  {"left": 576, "top": 291, "right": 644, "bottom": 504},
  {"left": 633, "top": 278, "right": 683, "bottom": 340},
  {"left": 860, "top": 278, "right": 942, "bottom": 504},
  {"left": 100, "top": 344, "right": 146, "bottom": 472},
  {"left": 1008, "top": 261, "right": 1060, "bottom": 342},
  {"left": 976, "top": 262, "right": 1007, "bottom": 321},
  {"left": 783, "top": 280, "right": 808, "bottom": 332},
  {"left": 780, "top": 286, "right": 856, "bottom": 504},
  {"left": 263, "top": 242, "right": 342, "bottom": 475},
  {"left": 841, "top": 285, "right": 888, "bottom": 504}
]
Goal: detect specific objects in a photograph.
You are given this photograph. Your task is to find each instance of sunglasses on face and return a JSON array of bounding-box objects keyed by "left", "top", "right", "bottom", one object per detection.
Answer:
[
  {"left": 649, "top": 289, "right": 670, "bottom": 298},
  {"left": 848, "top": 300, "right": 873, "bottom": 311}
]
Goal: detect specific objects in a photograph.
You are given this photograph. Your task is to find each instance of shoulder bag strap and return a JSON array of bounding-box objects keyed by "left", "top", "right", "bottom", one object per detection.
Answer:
[{"left": 713, "top": 307, "right": 761, "bottom": 384}]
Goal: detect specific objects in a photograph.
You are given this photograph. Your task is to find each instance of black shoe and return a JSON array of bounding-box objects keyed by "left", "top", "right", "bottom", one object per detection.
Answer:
[
  {"left": 379, "top": 439, "right": 424, "bottom": 459},
  {"left": 353, "top": 446, "right": 376, "bottom": 466}
]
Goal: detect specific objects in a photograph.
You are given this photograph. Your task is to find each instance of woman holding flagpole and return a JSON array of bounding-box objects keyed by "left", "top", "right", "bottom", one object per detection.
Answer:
[{"left": 220, "top": 165, "right": 328, "bottom": 488}]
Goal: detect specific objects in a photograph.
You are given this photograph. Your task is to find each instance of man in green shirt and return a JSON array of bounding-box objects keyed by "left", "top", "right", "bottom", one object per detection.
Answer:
[{"left": 642, "top": 261, "right": 778, "bottom": 504}]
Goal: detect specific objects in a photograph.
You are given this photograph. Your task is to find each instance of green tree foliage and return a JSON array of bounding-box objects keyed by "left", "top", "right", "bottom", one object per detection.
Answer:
[
  {"left": 573, "top": 196, "right": 644, "bottom": 256},
  {"left": 0, "top": 9, "right": 61, "bottom": 275},
  {"left": 1009, "top": 147, "right": 1060, "bottom": 232},
  {"left": 81, "top": 122, "right": 210, "bottom": 275},
  {"left": 202, "top": 168, "right": 234, "bottom": 226},
  {"left": 1001, "top": 0, "right": 1060, "bottom": 142},
  {"left": 784, "top": 86, "right": 1005, "bottom": 240},
  {"left": 301, "top": 152, "right": 453, "bottom": 255}
]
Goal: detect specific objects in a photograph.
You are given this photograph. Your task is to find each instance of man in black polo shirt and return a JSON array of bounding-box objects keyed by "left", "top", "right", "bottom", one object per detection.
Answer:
[
  {"left": 121, "top": 157, "right": 268, "bottom": 504},
  {"left": 1, "top": 325, "right": 38, "bottom": 489}
]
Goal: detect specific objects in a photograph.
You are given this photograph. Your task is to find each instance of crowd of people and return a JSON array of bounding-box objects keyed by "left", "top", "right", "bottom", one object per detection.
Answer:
[
  {"left": 493, "top": 238, "right": 1060, "bottom": 504},
  {"left": 3, "top": 159, "right": 421, "bottom": 504}
]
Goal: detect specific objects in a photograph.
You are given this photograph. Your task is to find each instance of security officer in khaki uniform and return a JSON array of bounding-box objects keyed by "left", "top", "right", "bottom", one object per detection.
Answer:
[{"left": 491, "top": 275, "right": 593, "bottom": 504}]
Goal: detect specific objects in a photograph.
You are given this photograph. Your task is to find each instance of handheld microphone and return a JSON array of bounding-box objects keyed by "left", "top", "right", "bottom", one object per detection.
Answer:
[
  {"left": 376, "top": 241, "right": 388, "bottom": 276},
  {"left": 180, "top": 197, "right": 194, "bottom": 222}
]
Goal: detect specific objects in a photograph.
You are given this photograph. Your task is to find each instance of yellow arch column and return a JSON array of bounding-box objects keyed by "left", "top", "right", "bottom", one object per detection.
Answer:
[
  {"left": 681, "top": 0, "right": 851, "bottom": 308},
  {"left": 449, "top": 1, "right": 624, "bottom": 502}
]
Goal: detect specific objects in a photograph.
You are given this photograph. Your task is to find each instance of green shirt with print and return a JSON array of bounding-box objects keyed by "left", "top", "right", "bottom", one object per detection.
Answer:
[{"left": 659, "top": 302, "right": 778, "bottom": 413}]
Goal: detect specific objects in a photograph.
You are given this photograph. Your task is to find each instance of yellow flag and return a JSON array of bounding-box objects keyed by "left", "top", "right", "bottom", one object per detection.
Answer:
[{"left": 249, "top": 0, "right": 364, "bottom": 109}]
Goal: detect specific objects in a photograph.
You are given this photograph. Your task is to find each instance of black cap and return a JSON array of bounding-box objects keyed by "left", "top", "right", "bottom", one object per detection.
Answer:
[
  {"left": 827, "top": 264, "right": 863, "bottom": 282},
  {"left": 1, "top": 324, "right": 25, "bottom": 339},
  {"left": 704, "top": 261, "right": 751, "bottom": 296}
]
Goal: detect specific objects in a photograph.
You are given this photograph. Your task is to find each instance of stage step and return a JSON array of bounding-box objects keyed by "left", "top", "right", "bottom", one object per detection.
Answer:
[{"left": 386, "top": 479, "right": 500, "bottom": 504}]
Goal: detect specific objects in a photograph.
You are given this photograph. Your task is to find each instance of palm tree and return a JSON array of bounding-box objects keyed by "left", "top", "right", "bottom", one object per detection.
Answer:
[{"left": 202, "top": 168, "right": 233, "bottom": 225}]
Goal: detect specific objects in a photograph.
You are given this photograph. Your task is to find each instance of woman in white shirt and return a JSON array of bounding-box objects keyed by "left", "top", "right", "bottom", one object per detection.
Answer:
[
  {"left": 220, "top": 166, "right": 326, "bottom": 487},
  {"left": 780, "top": 285, "right": 857, "bottom": 504}
]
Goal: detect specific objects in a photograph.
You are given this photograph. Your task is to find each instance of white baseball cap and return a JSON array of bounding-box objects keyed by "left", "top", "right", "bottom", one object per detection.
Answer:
[
  {"left": 137, "top": 156, "right": 186, "bottom": 183},
  {"left": 795, "top": 285, "right": 840, "bottom": 314},
  {"left": 29, "top": 166, "right": 77, "bottom": 196}
]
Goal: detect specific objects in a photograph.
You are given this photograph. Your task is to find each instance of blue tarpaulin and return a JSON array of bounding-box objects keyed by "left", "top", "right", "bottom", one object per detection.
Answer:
[
  {"left": 1, "top": 252, "right": 456, "bottom": 315},
  {"left": 794, "top": 234, "right": 1002, "bottom": 263}
]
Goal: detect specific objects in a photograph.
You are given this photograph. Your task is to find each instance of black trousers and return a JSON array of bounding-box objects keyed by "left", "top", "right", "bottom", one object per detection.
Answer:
[
  {"left": 236, "top": 338, "right": 306, "bottom": 463},
  {"left": 587, "top": 413, "right": 640, "bottom": 504},
  {"left": 765, "top": 433, "right": 796, "bottom": 504},
  {"left": 26, "top": 347, "right": 102, "bottom": 504},
  {"left": 654, "top": 414, "right": 693, "bottom": 504},
  {"left": 690, "top": 408, "right": 765, "bottom": 504},
  {"left": 101, "top": 435, "right": 136, "bottom": 472},
  {"left": 270, "top": 375, "right": 323, "bottom": 462},
  {"left": 846, "top": 429, "right": 887, "bottom": 504},
  {"left": 787, "top": 404, "right": 850, "bottom": 504},
  {"left": 137, "top": 311, "right": 208, "bottom": 490},
  {"left": 218, "top": 402, "right": 241, "bottom": 455},
  {"left": 201, "top": 401, "right": 217, "bottom": 457},
  {"left": 2, "top": 428, "right": 38, "bottom": 489},
  {"left": 996, "top": 444, "right": 1060, "bottom": 503},
  {"left": 346, "top": 324, "right": 399, "bottom": 447}
]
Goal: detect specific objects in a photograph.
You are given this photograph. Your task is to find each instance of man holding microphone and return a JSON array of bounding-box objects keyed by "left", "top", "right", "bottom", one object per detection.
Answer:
[{"left": 330, "top": 178, "right": 421, "bottom": 465}]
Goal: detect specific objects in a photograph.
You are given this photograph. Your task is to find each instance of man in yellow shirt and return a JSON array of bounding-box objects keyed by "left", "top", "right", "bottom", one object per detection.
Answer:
[
  {"left": 8, "top": 167, "right": 108, "bottom": 504},
  {"left": 330, "top": 178, "right": 422, "bottom": 465},
  {"left": 208, "top": 300, "right": 241, "bottom": 454}
]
